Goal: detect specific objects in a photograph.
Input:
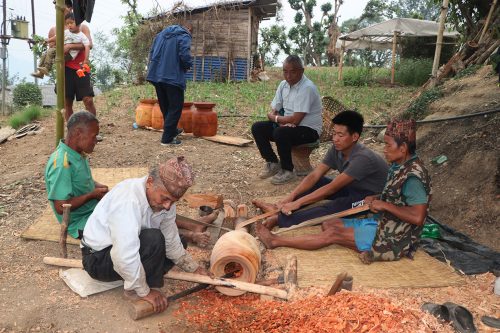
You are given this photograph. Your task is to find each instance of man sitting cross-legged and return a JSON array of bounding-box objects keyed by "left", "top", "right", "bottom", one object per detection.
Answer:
[
  {"left": 256, "top": 119, "right": 432, "bottom": 264},
  {"left": 253, "top": 110, "right": 388, "bottom": 230}
]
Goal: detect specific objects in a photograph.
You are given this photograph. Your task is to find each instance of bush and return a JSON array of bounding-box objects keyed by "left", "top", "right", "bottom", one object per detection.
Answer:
[
  {"left": 8, "top": 105, "right": 43, "bottom": 129},
  {"left": 343, "top": 67, "right": 373, "bottom": 87},
  {"left": 12, "top": 82, "right": 43, "bottom": 108},
  {"left": 402, "top": 87, "right": 442, "bottom": 120},
  {"left": 454, "top": 64, "right": 482, "bottom": 80},
  {"left": 395, "top": 58, "right": 433, "bottom": 86}
]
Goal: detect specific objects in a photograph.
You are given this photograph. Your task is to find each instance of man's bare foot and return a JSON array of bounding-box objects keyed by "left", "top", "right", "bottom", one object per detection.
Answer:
[
  {"left": 256, "top": 222, "right": 277, "bottom": 249},
  {"left": 191, "top": 231, "right": 211, "bottom": 247},
  {"left": 358, "top": 251, "right": 374, "bottom": 265},
  {"left": 252, "top": 199, "right": 278, "bottom": 213},
  {"left": 262, "top": 216, "right": 278, "bottom": 230}
]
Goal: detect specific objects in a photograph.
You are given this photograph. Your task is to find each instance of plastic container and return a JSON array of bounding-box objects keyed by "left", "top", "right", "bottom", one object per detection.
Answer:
[
  {"left": 178, "top": 102, "right": 194, "bottom": 133},
  {"left": 135, "top": 99, "right": 156, "bottom": 127},
  {"left": 192, "top": 102, "right": 217, "bottom": 137},
  {"left": 151, "top": 103, "right": 163, "bottom": 130},
  {"left": 210, "top": 230, "right": 261, "bottom": 296}
]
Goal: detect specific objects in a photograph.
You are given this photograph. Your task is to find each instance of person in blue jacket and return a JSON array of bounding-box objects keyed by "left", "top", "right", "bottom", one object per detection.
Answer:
[{"left": 147, "top": 23, "right": 193, "bottom": 145}]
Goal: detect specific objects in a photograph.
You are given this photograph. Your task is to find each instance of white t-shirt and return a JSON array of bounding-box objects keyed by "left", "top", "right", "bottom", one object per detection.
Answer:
[{"left": 64, "top": 29, "right": 89, "bottom": 59}]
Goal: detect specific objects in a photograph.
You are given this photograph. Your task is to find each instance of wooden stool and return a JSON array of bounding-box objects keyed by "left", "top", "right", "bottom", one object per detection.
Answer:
[{"left": 292, "top": 140, "right": 320, "bottom": 176}]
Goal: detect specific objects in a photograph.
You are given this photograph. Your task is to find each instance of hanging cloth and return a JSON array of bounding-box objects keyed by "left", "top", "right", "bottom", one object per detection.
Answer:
[{"left": 73, "top": 0, "right": 95, "bottom": 25}]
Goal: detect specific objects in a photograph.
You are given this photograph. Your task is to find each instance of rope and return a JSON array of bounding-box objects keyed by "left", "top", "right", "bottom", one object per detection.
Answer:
[{"left": 364, "top": 108, "right": 500, "bottom": 128}]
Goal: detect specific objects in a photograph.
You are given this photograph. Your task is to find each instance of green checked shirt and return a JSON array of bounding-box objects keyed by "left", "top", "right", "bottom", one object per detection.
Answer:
[{"left": 44, "top": 140, "right": 97, "bottom": 238}]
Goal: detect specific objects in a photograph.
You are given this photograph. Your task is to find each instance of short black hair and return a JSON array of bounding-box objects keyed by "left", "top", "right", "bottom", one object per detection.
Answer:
[
  {"left": 67, "top": 111, "right": 98, "bottom": 133},
  {"left": 332, "top": 110, "right": 364, "bottom": 136},
  {"left": 65, "top": 12, "right": 75, "bottom": 21},
  {"left": 284, "top": 55, "right": 304, "bottom": 69},
  {"left": 65, "top": 0, "right": 73, "bottom": 8}
]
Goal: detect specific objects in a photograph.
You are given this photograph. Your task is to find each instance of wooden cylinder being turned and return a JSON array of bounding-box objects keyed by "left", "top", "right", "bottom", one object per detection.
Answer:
[
  {"left": 210, "top": 230, "right": 261, "bottom": 296},
  {"left": 129, "top": 299, "right": 155, "bottom": 320}
]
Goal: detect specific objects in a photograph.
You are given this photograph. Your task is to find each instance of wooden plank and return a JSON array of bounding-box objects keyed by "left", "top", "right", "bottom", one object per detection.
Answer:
[
  {"left": 165, "top": 271, "right": 288, "bottom": 299},
  {"left": 201, "top": 134, "right": 253, "bottom": 146},
  {"left": 236, "top": 209, "right": 280, "bottom": 229},
  {"left": 182, "top": 193, "right": 223, "bottom": 209}
]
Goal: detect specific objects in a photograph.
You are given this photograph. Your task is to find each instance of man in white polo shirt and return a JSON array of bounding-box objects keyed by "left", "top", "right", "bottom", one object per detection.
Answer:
[
  {"left": 251, "top": 55, "right": 322, "bottom": 185},
  {"left": 81, "top": 156, "right": 208, "bottom": 314}
]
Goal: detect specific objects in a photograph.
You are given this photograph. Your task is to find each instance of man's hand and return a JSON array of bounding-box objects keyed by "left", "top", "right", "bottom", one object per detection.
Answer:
[
  {"left": 281, "top": 201, "right": 301, "bottom": 216},
  {"left": 92, "top": 187, "right": 108, "bottom": 200},
  {"left": 277, "top": 194, "right": 294, "bottom": 209},
  {"left": 369, "top": 199, "right": 386, "bottom": 213},
  {"left": 267, "top": 110, "right": 277, "bottom": 122},
  {"left": 141, "top": 289, "right": 168, "bottom": 313}
]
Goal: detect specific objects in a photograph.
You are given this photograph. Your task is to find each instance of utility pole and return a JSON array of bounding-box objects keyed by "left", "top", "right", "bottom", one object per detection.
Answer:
[
  {"left": 1, "top": 0, "right": 7, "bottom": 115},
  {"left": 31, "top": 0, "right": 37, "bottom": 85}
]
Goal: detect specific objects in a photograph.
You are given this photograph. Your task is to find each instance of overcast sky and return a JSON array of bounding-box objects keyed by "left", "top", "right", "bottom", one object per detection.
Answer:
[{"left": 6, "top": 0, "right": 368, "bottom": 83}]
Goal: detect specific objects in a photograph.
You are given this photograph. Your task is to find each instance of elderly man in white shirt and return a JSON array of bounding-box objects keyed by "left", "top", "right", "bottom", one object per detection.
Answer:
[{"left": 81, "top": 156, "right": 208, "bottom": 314}]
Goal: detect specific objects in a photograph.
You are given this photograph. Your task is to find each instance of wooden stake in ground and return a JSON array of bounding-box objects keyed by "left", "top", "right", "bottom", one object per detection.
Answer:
[
  {"left": 284, "top": 255, "right": 297, "bottom": 300},
  {"left": 60, "top": 203, "right": 71, "bottom": 258}
]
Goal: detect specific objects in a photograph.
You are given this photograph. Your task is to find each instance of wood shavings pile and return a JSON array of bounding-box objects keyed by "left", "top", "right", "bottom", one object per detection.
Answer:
[{"left": 174, "top": 290, "right": 453, "bottom": 332}]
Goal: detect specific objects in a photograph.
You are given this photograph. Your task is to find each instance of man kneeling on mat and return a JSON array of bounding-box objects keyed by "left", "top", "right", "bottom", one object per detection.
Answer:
[{"left": 257, "top": 119, "right": 432, "bottom": 264}]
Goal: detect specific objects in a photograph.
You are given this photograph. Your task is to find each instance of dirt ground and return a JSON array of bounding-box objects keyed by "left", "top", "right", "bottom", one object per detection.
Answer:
[{"left": 0, "top": 67, "right": 498, "bottom": 332}]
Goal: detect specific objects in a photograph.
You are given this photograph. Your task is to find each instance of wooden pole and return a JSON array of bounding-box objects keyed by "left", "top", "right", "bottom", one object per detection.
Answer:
[
  {"left": 391, "top": 30, "right": 398, "bottom": 85},
  {"left": 478, "top": 0, "right": 497, "bottom": 44},
  {"left": 338, "top": 39, "right": 345, "bottom": 81},
  {"left": 55, "top": 0, "right": 65, "bottom": 145},
  {"left": 432, "top": 0, "right": 450, "bottom": 77},
  {"left": 1, "top": 0, "right": 7, "bottom": 116},
  {"left": 43, "top": 256, "right": 83, "bottom": 268},
  {"left": 59, "top": 203, "right": 71, "bottom": 258},
  {"left": 284, "top": 255, "right": 297, "bottom": 300},
  {"left": 246, "top": 8, "right": 252, "bottom": 81},
  {"left": 165, "top": 271, "right": 288, "bottom": 299}
]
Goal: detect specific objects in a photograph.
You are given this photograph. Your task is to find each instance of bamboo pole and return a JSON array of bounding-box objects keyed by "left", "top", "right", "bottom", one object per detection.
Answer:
[
  {"left": 55, "top": 0, "right": 65, "bottom": 145},
  {"left": 478, "top": 0, "right": 498, "bottom": 44},
  {"left": 432, "top": 0, "right": 450, "bottom": 77},
  {"left": 338, "top": 39, "right": 345, "bottom": 81},
  {"left": 391, "top": 30, "right": 398, "bottom": 85}
]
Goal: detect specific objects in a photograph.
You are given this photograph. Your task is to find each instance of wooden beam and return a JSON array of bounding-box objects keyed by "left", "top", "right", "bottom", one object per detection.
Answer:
[
  {"left": 432, "top": 0, "right": 450, "bottom": 77},
  {"left": 391, "top": 30, "right": 398, "bottom": 85},
  {"left": 338, "top": 39, "right": 345, "bottom": 81},
  {"left": 165, "top": 271, "right": 288, "bottom": 299}
]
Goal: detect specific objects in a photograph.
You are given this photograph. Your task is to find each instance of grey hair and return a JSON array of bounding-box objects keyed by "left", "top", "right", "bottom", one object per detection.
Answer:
[
  {"left": 67, "top": 111, "right": 98, "bottom": 133},
  {"left": 284, "top": 55, "right": 304, "bottom": 69},
  {"left": 149, "top": 166, "right": 164, "bottom": 187}
]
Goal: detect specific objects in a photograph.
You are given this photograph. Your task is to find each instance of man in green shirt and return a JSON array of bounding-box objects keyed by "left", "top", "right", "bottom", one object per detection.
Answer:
[{"left": 45, "top": 111, "right": 108, "bottom": 239}]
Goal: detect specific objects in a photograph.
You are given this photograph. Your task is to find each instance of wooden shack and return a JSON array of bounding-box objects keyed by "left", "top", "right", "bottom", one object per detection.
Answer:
[{"left": 153, "top": 0, "right": 277, "bottom": 82}]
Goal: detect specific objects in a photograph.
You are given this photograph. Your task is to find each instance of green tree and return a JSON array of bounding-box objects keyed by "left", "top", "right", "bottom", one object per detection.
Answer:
[
  {"left": 13, "top": 82, "right": 42, "bottom": 108},
  {"left": 259, "top": 25, "right": 291, "bottom": 66},
  {"left": 111, "top": 0, "right": 142, "bottom": 83}
]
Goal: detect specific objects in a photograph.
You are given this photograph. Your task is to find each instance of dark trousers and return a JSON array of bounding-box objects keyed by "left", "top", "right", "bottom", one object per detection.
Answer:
[
  {"left": 82, "top": 229, "right": 187, "bottom": 288},
  {"left": 153, "top": 82, "right": 184, "bottom": 143},
  {"left": 277, "top": 177, "right": 375, "bottom": 228},
  {"left": 251, "top": 121, "right": 319, "bottom": 171}
]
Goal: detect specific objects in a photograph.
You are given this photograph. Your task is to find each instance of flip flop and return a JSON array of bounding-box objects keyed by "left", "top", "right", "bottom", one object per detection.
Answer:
[
  {"left": 481, "top": 316, "right": 500, "bottom": 329},
  {"left": 421, "top": 302, "right": 450, "bottom": 322},
  {"left": 443, "top": 302, "right": 477, "bottom": 333}
]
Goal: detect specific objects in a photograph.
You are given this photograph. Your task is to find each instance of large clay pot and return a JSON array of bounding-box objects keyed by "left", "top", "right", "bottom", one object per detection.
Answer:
[
  {"left": 177, "top": 102, "right": 194, "bottom": 133},
  {"left": 151, "top": 103, "right": 163, "bottom": 130},
  {"left": 192, "top": 102, "right": 217, "bottom": 137},
  {"left": 135, "top": 99, "right": 156, "bottom": 127},
  {"left": 210, "top": 230, "right": 261, "bottom": 296}
]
